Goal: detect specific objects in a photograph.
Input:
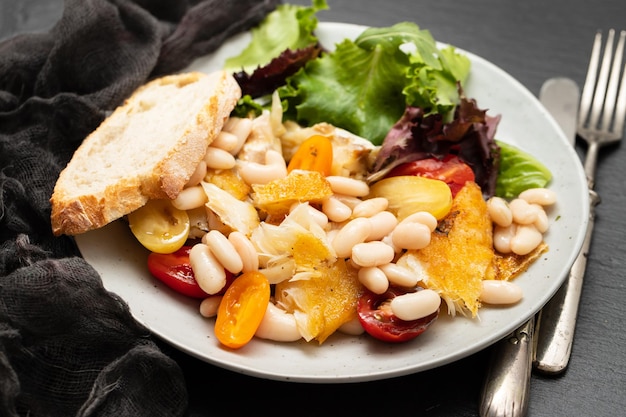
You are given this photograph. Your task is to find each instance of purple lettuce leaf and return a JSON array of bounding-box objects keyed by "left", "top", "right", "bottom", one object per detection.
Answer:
[
  {"left": 233, "top": 44, "right": 322, "bottom": 98},
  {"left": 371, "top": 90, "right": 501, "bottom": 198}
]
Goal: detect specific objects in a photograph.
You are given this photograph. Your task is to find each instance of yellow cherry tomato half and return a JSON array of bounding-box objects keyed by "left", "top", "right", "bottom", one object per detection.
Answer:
[
  {"left": 368, "top": 175, "right": 453, "bottom": 221},
  {"left": 287, "top": 134, "right": 333, "bottom": 176},
  {"left": 127, "top": 199, "right": 190, "bottom": 254},
  {"left": 214, "top": 271, "right": 271, "bottom": 349}
]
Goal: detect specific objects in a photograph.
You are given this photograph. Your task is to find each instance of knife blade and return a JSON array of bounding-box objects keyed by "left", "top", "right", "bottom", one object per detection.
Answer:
[
  {"left": 479, "top": 77, "right": 579, "bottom": 417},
  {"left": 538, "top": 77, "right": 580, "bottom": 144}
]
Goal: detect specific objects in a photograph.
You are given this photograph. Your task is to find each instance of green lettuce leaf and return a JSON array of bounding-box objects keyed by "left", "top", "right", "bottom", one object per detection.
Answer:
[
  {"left": 224, "top": 0, "right": 328, "bottom": 73},
  {"left": 403, "top": 45, "right": 471, "bottom": 116},
  {"left": 279, "top": 34, "right": 409, "bottom": 145},
  {"left": 495, "top": 140, "right": 552, "bottom": 199},
  {"left": 279, "top": 22, "right": 471, "bottom": 145},
  {"left": 231, "top": 94, "right": 268, "bottom": 118}
]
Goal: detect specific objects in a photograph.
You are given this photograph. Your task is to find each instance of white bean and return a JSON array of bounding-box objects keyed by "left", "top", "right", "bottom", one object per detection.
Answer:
[
  {"left": 237, "top": 149, "right": 287, "bottom": 185},
  {"left": 332, "top": 217, "right": 372, "bottom": 258},
  {"left": 509, "top": 198, "right": 538, "bottom": 225},
  {"left": 358, "top": 266, "right": 389, "bottom": 294},
  {"left": 487, "top": 196, "right": 513, "bottom": 227},
  {"left": 493, "top": 224, "right": 516, "bottom": 254},
  {"left": 255, "top": 302, "right": 302, "bottom": 342},
  {"left": 189, "top": 243, "right": 226, "bottom": 295},
  {"left": 332, "top": 194, "right": 364, "bottom": 210},
  {"left": 223, "top": 117, "right": 253, "bottom": 155},
  {"left": 390, "top": 289, "right": 441, "bottom": 321},
  {"left": 352, "top": 197, "right": 388, "bottom": 218},
  {"left": 351, "top": 241, "right": 395, "bottom": 267},
  {"left": 204, "top": 230, "right": 243, "bottom": 274},
  {"left": 322, "top": 196, "right": 352, "bottom": 223},
  {"left": 381, "top": 234, "right": 402, "bottom": 253},
  {"left": 366, "top": 211, "right": 398, "bottom": 241},
  {"left": 199, "top": 295, "right": 223, "bottom": 318},
  {"left": 204, "top": 146, "right": 237, "bottom": 170},
  {"left": 185, "top": 160, "right": 207, "bottom": 188},
  {"left": 338, "top": 317, "right": 365, "bottom": 335},
  {"left": 172, "top": 185, "right": 207, "bottom": 211},
  {"left": 391, "top": 222, "right": 431, "bottom": 250},
  {"left": 325, "top": 176, "right": 370, "bottom": 197},
  {"left": 211, "top": 131, "right": 239, "bottom": 152},
  {"left": 228, "top": 231, "right": 259, "bottom": 272},
  {"left": 325, "top": 228, "right": 339, "bottom": 245},
  {"left": 480, "top": 280, "right": 523, "bottom": 304},
  {"left": 379, "top": 263, "right": 419, "bottom": 287},
  {"left": 519, "top": 188, "right": 557, "bottom": 206},
  {"left": 534, "top": 206, "right": 550, "bottom": 233},
  {"left": 510, "top": 224, "right": 543, "bottom": 255},
  {"left": 399, "top": 211, "right": 438, "bottom": 232}
]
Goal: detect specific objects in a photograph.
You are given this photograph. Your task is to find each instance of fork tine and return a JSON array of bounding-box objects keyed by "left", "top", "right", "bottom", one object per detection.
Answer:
[
  {"left": 579, "top": 31, "right": 603, "bottom": 127},
  {"left": 589, "top": 29, "right": 615, "bottom": 130},
  {"left": 613, "top": 61, "right": 626, "bottom": 136},
  {"left": 601, "top": 30, "right": 626, "bottom": 133},
  {"left": 612, "top": 33, "right": 626, "bottom": 136}
]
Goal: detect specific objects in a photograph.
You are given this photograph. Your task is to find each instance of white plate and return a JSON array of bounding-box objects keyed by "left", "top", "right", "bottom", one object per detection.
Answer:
[{"left": 76, "top": 22, "right": 589, "bottom": 383}]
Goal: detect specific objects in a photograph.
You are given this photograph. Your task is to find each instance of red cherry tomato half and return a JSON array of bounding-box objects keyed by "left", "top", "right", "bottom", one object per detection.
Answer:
[
  {"left": 147, "top": 245, "right": 234, "bottom": 298},
  {"left": 357, "top": 287, "right": 439, "bottom": 343},
  {"left": 386, "top": 155, "right": 474, "bottom": 197}
]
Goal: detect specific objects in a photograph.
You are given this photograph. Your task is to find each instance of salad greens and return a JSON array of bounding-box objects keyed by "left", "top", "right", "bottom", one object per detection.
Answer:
[
  {"left": 224, "top": 0, "right": 552, "bottom": 199},
  {"left": 224, "top": 0, "right": 328, "bottom": 73},
  {"left": 279, "top": 22, "right": 470, "bottom": 145},
  {"left": 495, "top": 141, "right": 552, "bottom": 199},
  {"left": 226, "top": 1, "right": 470, "bottom": 145}
]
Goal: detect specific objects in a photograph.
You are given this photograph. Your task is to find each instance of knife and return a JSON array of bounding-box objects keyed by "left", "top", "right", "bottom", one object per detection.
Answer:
[
  {"left": 537, "top": 77, "right": 580, "bottom": 141},
  {"left": 479, "top": 77, "right": 579, "bottom": 417}
]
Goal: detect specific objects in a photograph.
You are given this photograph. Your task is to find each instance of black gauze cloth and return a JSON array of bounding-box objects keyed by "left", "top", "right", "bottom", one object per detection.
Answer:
[{"left": 0, "top": 0, "right": 281, "bottom": 416}]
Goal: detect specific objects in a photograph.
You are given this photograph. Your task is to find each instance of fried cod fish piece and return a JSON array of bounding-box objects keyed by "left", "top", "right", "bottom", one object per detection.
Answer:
[
  {"left": 398, "top": 181, "right": 550, "bottom": 317},
  {"left": 397, "top": 182, "right": 495, "bottom": 317},
  {"left": 493, "top": 242, "right": 549, "bottom": 281}
]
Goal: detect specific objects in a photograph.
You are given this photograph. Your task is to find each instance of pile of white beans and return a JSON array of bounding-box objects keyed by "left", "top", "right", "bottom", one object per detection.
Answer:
[
  {"left": 166, "top": 111, "right": 557, "bottom": 342},
  {"left": 480, "top": 187, "right": 557, "bottom": 305},
  {"left": 487, "top": 188, "right": 556, "bottom": 256}
]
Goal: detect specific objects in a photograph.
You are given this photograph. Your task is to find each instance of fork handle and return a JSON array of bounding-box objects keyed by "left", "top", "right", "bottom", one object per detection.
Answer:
[
  {"left": 584, "top": 139, "right": 600, "bottom": 189},
  {"left": 533, "top": 188, "right": 600, "bottom": 374}
]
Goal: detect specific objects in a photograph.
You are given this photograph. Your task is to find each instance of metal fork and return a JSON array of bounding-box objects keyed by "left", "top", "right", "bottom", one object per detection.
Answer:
[
  {"left": 480, "top": 29, "right": 626, "bottom": 417},
  {"left": 534, "top": 29, "right": 626, "bottom": 374},
  {"left": 578, "top": 29, "right": 626, "bottom": 187}
]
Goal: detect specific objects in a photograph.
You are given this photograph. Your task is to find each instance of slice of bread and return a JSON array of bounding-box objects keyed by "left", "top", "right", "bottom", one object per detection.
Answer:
[{"left": 50, "top": 71, "right": 241, "bottom": 236}]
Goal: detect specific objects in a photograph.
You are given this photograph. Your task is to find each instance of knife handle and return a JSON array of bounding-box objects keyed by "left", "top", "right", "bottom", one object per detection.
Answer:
[
  {"left": 533, "top": 189, "right": 600, "bottom": 374},
  {"left": 479, "top": 318, "right": 534, "bottom": 417}
]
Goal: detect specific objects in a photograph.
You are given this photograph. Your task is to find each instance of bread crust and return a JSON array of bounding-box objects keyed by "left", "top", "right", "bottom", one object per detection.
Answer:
[{"left": 50, "top": 71, "right": 241, "bottom": 236}]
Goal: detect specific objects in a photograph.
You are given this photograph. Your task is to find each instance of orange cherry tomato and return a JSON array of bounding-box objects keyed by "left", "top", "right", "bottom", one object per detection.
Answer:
[
  {"left": 287, "top": 134, "right": 333, "bottom": 176},
  {"left": 214, "top": 271, "right": 270, "bottom": 349}
]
